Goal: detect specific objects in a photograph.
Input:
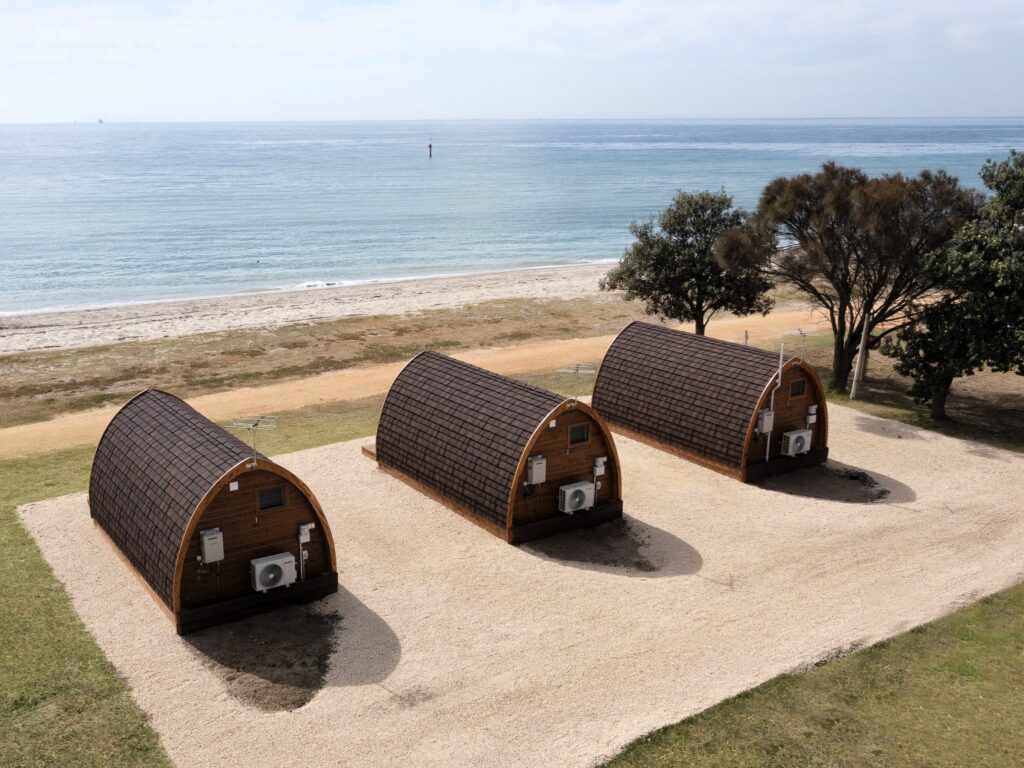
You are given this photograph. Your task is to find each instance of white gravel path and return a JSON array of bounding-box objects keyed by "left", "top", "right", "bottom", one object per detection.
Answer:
[{"left": 19, "top": 404, "right": 1024, "bottom": 768}]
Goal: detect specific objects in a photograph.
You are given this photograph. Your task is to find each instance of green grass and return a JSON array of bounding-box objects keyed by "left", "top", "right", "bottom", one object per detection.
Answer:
[
  {"left": 221, "top": 395, "right": 385, "bottom": 455},
  {"left": 604, "top": 587, "right": 1024, "bottom": 768}
]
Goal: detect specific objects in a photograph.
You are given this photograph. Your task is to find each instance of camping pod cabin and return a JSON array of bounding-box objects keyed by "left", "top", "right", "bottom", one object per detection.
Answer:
[
  {"left": 592, "top": 321, "right": 828, "bottom": 482},
  {"left": 364, "top": 351, "right": 623, "bottom": 543},
  {"left": 89, "top": 389, "right": 338, "bottom": 634}
]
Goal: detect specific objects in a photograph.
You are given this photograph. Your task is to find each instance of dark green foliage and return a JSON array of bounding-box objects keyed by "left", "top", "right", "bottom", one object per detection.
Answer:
[
  {"left": 717, "top": 163, "right": 979, "bottom": 390},
  {"left": 882, "top": 151, "right": 1024, "bottom": 419},
  {"left": 601, "top": 190, "right": 773, "bottom": 335}
]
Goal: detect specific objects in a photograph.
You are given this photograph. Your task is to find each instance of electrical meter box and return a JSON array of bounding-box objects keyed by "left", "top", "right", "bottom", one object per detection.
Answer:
[
  {"left": 527, "top": 455, "right": 547, "bottom": 485},
  {"left": 594, "top": 456, "right": 607, "bottom": 477},
  {"left": 757, "top": 409, "right": 775, "bottom": 434},
  {"left": 200, "top": 528, "right": 224, "bottom": 564}
]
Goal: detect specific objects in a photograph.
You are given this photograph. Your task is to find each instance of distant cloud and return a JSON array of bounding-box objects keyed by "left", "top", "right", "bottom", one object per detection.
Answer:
[{"left": 1, "top": 0, "right": 1021, "bottom": 121}]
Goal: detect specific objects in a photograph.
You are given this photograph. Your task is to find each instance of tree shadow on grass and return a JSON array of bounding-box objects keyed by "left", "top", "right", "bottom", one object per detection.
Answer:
[
  {"left": 520, "top": 515, "right": 702, "bottom": 577},
  {"left": 755, "top": 460, "right": 916, "bottom": 504},
  {"left": 186, "top": 587, "right": 400, "bottom": 712}
]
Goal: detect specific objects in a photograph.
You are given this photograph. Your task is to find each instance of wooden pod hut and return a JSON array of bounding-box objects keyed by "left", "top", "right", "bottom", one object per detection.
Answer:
[
  {"left": 592, "top": 321, "right": 828, "bottom": 482},
  {"left": 364, "top": 351, "right": 623, "bottom": 543},
  {"left": 89, "top": 389, "right": 338, "bottom": 634}
]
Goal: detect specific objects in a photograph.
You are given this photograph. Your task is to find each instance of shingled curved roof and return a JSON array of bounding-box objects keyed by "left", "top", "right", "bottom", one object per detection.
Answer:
[
  {"left": 89, "top": 389, "right": 263, "bottom": 608},
  {"left": 376, "top": 351, "right": 564, "bottom": 528},
  {"left": 593, "top": 321, "right": 788, "bottom": 468}
]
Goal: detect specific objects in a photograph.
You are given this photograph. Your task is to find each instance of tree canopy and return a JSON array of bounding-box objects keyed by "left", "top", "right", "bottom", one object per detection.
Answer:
[
  {"left": 882, "top": 151, "right": 1024, "bottom": 419},
  {"left": 600, "top": 190, "right": 773, "bottom": 335},
  {"left": 717, "top": 162, "right": 980, "bottom": 390}
]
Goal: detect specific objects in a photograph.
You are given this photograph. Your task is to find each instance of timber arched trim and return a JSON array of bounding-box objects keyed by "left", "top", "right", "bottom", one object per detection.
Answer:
[
  {"left": 373, "top": 352, "right": 623, "bottom": 543},
  {"left": 89, "top": 389, "right": 337, "bottom": 632},
  {"left": 592, "top": 321, "right": 829, "bottom": 482}
]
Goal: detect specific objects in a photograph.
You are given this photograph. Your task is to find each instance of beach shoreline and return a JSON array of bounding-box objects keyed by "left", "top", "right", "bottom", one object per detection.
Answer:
[{"left": 0, "top": 262, "right": 614, "bottom": 354}]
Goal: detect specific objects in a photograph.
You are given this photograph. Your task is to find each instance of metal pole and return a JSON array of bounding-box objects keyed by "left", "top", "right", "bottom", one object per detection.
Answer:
[{"left": 849, "top": 309, "right": 871, "bottom": 400}]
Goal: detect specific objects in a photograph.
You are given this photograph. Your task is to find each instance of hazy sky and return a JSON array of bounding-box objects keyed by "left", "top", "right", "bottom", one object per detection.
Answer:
[{"left": 2, "top": 0, "right": 1021, "bottom": 122}]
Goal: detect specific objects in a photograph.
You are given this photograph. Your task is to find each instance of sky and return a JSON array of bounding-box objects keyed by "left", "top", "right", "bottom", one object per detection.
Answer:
[{"left": 1, "top": 0, "right": 1022, "bottom": 122}]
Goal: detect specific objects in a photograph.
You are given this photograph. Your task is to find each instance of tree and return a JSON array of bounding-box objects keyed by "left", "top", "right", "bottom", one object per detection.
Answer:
[
  {"left": 881, "top": 151, "right": 1024, "bottom": 419},
  {"left": 716, "top": 162, "right": 980, "bottom": 390},
  {"left": 600, "top": 190, "right": 773, "bottom": 335}
]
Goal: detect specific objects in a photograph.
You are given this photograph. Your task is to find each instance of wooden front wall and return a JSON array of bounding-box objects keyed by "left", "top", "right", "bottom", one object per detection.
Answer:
[
  {"left": 180, "top": 470, "right": 331, "bottom": 610},
  {"left": 745, "top": 363, "right": 826, "bottom": 467},
  {"left": 510, "top": 407, "right": 618, "bottom": 527}
]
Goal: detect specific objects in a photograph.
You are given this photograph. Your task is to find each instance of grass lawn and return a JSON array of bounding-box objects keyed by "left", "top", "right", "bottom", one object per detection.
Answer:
[{"left": 1, "top": 329, "right": 1021, "bottom": 766}]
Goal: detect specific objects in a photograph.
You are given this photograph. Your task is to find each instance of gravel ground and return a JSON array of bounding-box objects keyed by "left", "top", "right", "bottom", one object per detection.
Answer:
[{"left": 20, "top": 404, "right": 1024, "bottom": 768}]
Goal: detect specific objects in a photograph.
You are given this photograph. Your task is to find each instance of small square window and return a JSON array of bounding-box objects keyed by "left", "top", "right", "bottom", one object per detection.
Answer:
[
  {"left": 790, "top": 379, "right": 807, "bottom": 398},
  {"left": 258, "top": 486, "right": 284, "bottom": 511},
  {"left": 569, "top": 424, "right": 590, "bottom": 445}
]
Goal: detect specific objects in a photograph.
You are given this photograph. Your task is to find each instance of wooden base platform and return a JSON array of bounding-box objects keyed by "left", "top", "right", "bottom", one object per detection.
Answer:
[
  {"left": 743, "top": 447, "right": 829, "bottom": 482},
  {"left": 176, "top": 572, "right": 339, "bottom": 635},
  {"left": 508, "top": 500, "right": 623, "bottom": 544}
]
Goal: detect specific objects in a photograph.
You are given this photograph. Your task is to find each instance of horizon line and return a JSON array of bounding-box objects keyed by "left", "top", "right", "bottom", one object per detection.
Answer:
[{"left": 3, "top": 115, "right": 1024, "bottom": 127}]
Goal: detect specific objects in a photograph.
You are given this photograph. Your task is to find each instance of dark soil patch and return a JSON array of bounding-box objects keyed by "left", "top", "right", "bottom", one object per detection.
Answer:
[
  {"left": 757, "top": 461, "right": 915, "bottom": 504},
  {"left": 186, "top": 605, "right": 339, "bottom": 712}
]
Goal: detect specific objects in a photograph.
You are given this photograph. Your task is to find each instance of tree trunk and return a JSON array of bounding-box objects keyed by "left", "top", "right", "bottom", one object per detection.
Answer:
[
  {"left": 929, "top": 375, "right": 954, "bottom": 421},
  {"left": 830, "top": 342, "right": 857, "bottom": 391},
  {"left": 694, "top": 317, "right": 706, "bottom": 336}
]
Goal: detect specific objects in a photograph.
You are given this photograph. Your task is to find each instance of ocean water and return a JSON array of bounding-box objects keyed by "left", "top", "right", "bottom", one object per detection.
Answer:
[{"left": 1, "top": 119, "right": 1022, "bottom": 314}]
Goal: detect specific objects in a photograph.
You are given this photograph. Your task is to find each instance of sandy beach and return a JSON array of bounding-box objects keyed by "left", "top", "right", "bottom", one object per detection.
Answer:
[{"left": 0, "top": 263, "right": 615, "bottom": 354}]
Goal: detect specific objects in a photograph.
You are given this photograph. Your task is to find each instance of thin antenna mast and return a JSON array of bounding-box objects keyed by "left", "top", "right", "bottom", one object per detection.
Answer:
[
  {"left": 231, "top": 415, "right": 278, "bottom": 466},
  {"left": 556, "top": 363, "right": 596, "bottom": 405}
]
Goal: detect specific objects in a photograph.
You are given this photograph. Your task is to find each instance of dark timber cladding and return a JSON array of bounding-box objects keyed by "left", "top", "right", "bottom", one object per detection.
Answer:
[
  {"left": 89, "top": 389, "right": 338, "bottom": 633},
  {"left": 373, "top": 351, "right": 623, "bottom": 543},
  {"left": 592, "top": 321, "right": 829, "bottom": 481}
]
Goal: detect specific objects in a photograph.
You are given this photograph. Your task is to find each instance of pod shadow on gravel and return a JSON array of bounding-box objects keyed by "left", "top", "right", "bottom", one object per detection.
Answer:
[{"left": 521, "top": 515, "right": 703, "bottom": 577}]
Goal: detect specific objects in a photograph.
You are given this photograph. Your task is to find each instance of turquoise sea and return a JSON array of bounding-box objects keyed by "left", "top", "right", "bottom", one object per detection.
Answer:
[{"left": 1, "top": 119, "right": 1022, "bottom": 314}]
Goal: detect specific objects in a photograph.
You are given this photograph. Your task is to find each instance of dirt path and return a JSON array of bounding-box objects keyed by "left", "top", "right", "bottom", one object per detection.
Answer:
[
  {"left": 0, "top": 308, "right": 827, "bottom": 460},
  {"left": 20, "top": 405, "right": 1024, "bottom": 768}
]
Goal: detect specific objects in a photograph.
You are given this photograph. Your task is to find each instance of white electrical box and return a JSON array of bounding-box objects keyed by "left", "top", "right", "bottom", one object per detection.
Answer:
[
  {"left": 806, "top": 404, "right": 819, "bottom": 427},
  {"left": 594, "top": 456, "right": 607, "bottom": 477},
  {"left": 527, "top": 455, "right": 547, "bottom": 485},
  {"left": 228, "top": 481, "right": 239, "bottom": 492},
  {"left": 298, "top": 522, "right": 315, "bottom": 544},
  {"left": 757, "top": 409, "right": 775, "bottom": 434},
  {"left": 548, "top": 419, "right": 557, "bottom": 429},
  {"left": 200, "top": 528, "right": 224, "bottom": 563}
]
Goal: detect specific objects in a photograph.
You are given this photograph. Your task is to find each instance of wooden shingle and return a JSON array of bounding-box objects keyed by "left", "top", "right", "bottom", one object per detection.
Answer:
[
  {"left": 89, "top": 389, "right": 259, "bottom": 608},
  {"left": 376, "top": 352, "right": 563, "bottom": 528},
  {"left": 592, "top": 321, "right": 791, "bottom": 469}
]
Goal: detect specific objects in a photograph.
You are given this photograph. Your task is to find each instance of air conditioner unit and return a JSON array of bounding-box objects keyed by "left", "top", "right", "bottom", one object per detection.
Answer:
[
  {"left": 559, "top": 481, "right": 595, "bottom": 514},
  {"left": 780, "top": 429, "right": 813, "bottom": 457},
  {"left": 250, "top": 552, "right": 297, "bottom": 593}
]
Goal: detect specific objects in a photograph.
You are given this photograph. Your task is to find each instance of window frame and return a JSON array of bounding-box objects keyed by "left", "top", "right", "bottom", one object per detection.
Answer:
[
  {"left": 567, "top": 422, "right": 591, "bottom": 447},
  {"left": 789, "top": 378, "right": 807, "bottom": 399},
  {"left": 257, "top": 485, "right": 286, "bottom": 512}
]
